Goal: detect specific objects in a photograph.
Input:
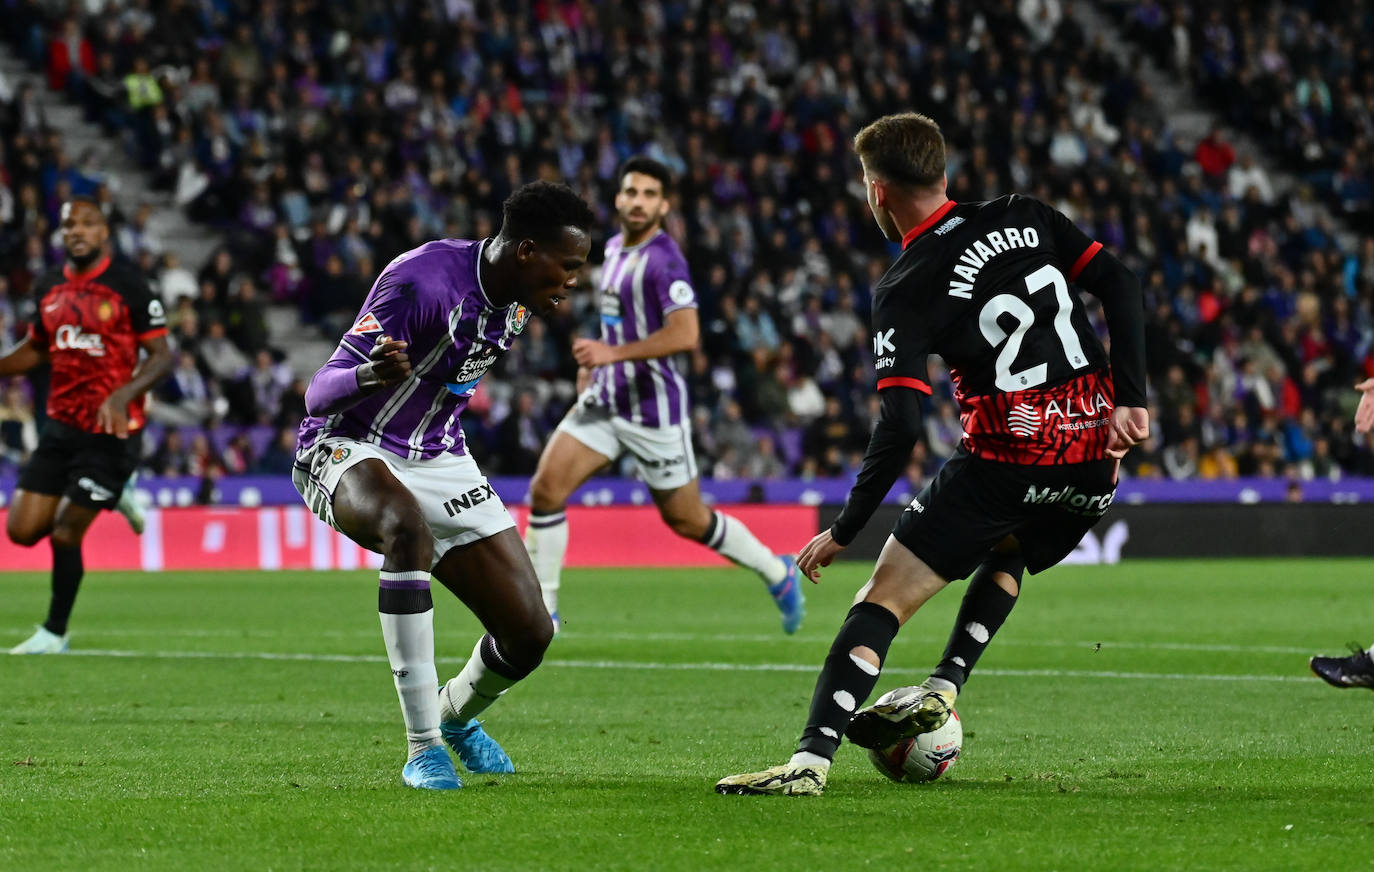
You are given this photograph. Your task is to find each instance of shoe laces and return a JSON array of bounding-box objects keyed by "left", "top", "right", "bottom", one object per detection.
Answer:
[
  {"left": 412, "top": 747, "right": 451, "bottom": 777},
  {"left": 453, "top": 722, "right": 502, "bottom": 762}
]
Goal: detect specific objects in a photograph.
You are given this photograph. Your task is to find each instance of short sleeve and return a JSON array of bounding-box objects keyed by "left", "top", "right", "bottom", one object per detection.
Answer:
[
  {"left": 653, "top": 253, "right": 697, "bottom": 316},
  {"left": 123, "top": 270, "right": 168, "bottom": 339},
  {"left": 27, "top": 286, "right": 49, "bottom": 345}
]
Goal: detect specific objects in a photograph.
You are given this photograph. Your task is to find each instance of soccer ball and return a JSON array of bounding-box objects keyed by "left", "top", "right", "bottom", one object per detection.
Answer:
[{"left": 865, "top": 706, "right": 962, "bottom": 783}]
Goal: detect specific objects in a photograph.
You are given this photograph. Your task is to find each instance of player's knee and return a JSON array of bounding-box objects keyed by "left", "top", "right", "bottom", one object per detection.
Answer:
[
  {"left": 498, "top": 617, "right": 552, "bottom": 675},
  {"left": 526, "top": 474, "right": 568, "bottom": 516},
  {"left": 984, "top": 551, "right": 1026, "bottom": 597},
  {"left": 48, "top": 523, "right": 86, "bottom": 550},
  {"left": 664, "top": 511, "right": 706, "bottom": 541},
  {"left": 6, "top": 521, "right": 43, "bottom": 547},
  {"left": 375, "top": 504, "right": 430, "bottom": 563}
]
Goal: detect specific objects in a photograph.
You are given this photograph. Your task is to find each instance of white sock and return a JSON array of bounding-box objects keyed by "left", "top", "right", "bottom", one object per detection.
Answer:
[
  {"left": 525, "top": 510, "right": 568, "bottom": 614},
  {"left": 705, "top": 512, "right": 786, "bottom": 584},
  {"left": 378, "top": 601, "right": 442, "bottom": 759},
  {"left": 440, "top": 635, "right": 521, "bottom": 724},
  {"left": 789, "top": 751, "right": 831, "bottom": 771}
]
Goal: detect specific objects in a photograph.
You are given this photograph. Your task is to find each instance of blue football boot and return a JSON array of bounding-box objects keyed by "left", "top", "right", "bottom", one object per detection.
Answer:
[
  {"left": 441, "top": 719, "right": 516, "bottom": 774},
  {"left": 769, "top": 556, "right": 805, "bottom": 634},
  {"left": 400, "top": 745, "right": 462, "bottom": 790}
]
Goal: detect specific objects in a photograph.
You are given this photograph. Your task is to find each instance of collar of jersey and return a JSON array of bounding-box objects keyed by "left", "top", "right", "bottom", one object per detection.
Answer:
[
  {"left": 63, "top": 254, "right": 112, "bottom": 282},
  {"left": 901, "top": 200, "right": 957, "bottom": 250},
  {"left": 617, "top": 228, "right": 662, "bottom": 252},
  {"left": 471, "top": 238, "right": 502, "bottom": 310}
]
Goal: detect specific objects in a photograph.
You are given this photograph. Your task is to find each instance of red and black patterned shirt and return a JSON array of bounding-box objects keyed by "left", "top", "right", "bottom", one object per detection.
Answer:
[
  {"left": 27, "top": 255, "right": 167, "bottom": 433},
  {"left": 871, "top": 195, "right": 1139, "bottom": 465}
]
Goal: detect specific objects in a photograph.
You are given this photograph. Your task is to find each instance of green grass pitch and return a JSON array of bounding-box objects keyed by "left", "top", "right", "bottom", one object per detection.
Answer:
[{"left": 2, "top": 558, "right": 1372, "bottom": 871}]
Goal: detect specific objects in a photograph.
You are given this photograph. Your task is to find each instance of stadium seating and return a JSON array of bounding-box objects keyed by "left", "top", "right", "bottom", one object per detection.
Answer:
[{"left": 1, "top": 0, "right": 1371, "bottom": 487}]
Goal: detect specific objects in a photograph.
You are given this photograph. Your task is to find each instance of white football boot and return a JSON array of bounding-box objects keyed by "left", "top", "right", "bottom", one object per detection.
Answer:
[{"left": 10, "top": 626, "right": 69, "bottom": 654}]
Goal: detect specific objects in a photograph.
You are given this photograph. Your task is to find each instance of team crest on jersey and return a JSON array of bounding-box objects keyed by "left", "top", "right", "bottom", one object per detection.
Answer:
[
  {"left": 330, "top": 446, "right": 351, "bottom": 464},
  {"left": 97, "top": 300, "right": 114, "bottom": 321},
  {"left": 349, "top": 312, "right": 383, "bottom": 335},
  {"left": 507, "top": 304, "right": 530, "bottom": 335}
]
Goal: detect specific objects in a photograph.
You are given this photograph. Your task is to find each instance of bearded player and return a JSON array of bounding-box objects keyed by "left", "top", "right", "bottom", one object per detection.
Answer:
[
  {"left": 524, "top": 157, "right": 803, "bottom": 634},
  {"left": 4, "top": 196, "right": 172, "bottom": 654}
]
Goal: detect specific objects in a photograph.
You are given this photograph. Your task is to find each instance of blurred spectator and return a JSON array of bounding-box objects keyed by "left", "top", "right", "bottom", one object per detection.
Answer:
[
  {"left": 254, "top": 426, "right": 298, "bottom": 476},
  {"left": 0, "top": 378, "right": 38, "bottom": 465},
  {"left": 492, "top": 390, "right": 547, "bottom": 476},
  {"left": 0, "top": 0, "right": 1369, "bottom": 488},
  {"left": 150, "top": 349, "right": 214, "bottom": 427}
]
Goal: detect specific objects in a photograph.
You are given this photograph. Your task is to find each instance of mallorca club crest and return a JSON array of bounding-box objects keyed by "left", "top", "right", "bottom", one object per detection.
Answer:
[
  {"left": 97, "top": 300, "right": 114, "bottom": 322},
  {"left": 507, "top": 304, "right": 530, "bottom": 335}
]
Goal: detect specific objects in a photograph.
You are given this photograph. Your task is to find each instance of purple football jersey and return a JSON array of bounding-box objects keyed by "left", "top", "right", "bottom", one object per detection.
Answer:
[
  {"left": 588, "top": 230, "right": 697, "bottom": 427},
  {"left": 295, "top": 238, "right": 531, "bottom": 463}
]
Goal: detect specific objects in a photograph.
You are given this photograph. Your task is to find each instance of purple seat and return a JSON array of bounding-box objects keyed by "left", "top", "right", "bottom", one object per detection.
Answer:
[
  {"left": 778, "top": 428, "right": 803, "bottom": 466},
  {"left": 209, "top": 426, "right": 237, "bottom": 455},
  {"left": 247, "top": 426, "right": 276, "bottom": 459}
]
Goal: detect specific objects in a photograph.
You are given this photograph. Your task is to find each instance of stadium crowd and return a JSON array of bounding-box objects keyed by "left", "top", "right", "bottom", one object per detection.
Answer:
[
  {"left": 1115, "top": 0, "right": 1374, "bottom": 234},
  {"left": 2, "top": 0, "right": 1373, "bottom": 494}
]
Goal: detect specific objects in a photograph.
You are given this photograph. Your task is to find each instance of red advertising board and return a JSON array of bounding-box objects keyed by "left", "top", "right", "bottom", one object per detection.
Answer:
[{"left": 0, "top": 505, "right": 818, "bottom": 571}]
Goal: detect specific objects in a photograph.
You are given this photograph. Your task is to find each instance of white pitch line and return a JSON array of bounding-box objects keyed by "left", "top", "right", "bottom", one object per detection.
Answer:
[
  {"left": 0, "top": 627, "right": 1323, "bottom": 655},
  {"left": 52, "top": 648, "right": 1313, "bottom": 682},
  {"left": 562, "top": 631, "right": 1321, "bottom": 656}
]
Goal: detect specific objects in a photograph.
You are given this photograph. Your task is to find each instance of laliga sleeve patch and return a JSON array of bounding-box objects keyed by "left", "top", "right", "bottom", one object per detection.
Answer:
[
  {"left": 349, "top": 311, "right": 383, "bottom": 335},
  {"left": 668, "top": 280, "right": 696, "bottom": 306}
]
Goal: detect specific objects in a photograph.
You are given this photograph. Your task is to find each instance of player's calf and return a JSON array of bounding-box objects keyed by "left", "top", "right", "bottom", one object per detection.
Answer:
[{"left": 440, "top": 626, "right": 549, "bottom": 728}]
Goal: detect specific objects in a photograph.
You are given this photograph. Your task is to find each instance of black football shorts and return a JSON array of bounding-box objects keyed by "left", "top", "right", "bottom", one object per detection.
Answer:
[
  {"left": 17, "top": 419, "right": 142, "bottom": 510},
  {"left": 892, "top": 445, "right": 1118, "bottom": 580}
]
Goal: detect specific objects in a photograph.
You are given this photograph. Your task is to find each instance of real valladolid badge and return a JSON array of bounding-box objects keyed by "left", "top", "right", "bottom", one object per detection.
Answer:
[{"left": 507, "top": 304, "right": 530, "bottom": 335}]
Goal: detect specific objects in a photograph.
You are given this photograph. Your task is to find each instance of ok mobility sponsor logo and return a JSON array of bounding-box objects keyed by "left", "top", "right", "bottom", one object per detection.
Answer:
[
  {"left": 1023, "top": 483, "right": 1114, "bottom": 517},
  {"left": 872, "top": 329, "right": 896, "bottom": 370}
]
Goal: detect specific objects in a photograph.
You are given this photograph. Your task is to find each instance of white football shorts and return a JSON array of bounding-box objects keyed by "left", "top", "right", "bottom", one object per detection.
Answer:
[
  {"left": 555, "top": 400, "right": 698, "bottom": 491},
  {"left": 292, "top": 437, "right": 515, "bottom": 569}
]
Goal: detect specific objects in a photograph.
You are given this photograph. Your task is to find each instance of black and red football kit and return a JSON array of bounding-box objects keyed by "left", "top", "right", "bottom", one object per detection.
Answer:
[
  {"left": 17, "top": 255, "right": 167, "bottom": 509},
  {"left": 830, "top": 196, "right": 1147, "bottom": 578}
]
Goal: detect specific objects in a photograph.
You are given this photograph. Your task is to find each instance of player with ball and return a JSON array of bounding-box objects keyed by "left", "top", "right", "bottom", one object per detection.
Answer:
[{"left": 717, "top": 113, "right": 1149, "bottom": 796}]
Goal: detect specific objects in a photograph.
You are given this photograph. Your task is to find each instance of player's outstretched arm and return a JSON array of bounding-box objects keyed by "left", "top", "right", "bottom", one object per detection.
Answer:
[
  {"left": 1074, "top": 248, "right": 1147, "bottom": 412},
  {"left": 1071, "top": 245, "right": 1150, "bottom": 458},
  {"left": 572, "top": 307, "right": 698, "bottom": 367},
  {"left": 0, "top": 336, "right": 47, "bottom": 378},
  {"left": 98, "top": 333, "right": 174, "bottom": 437},
  {"left": 810, "top": 386, "right": 925, "bottom": 579},
  {"left": 305, "top": 334, "right": 411, "bottom": 417}
]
